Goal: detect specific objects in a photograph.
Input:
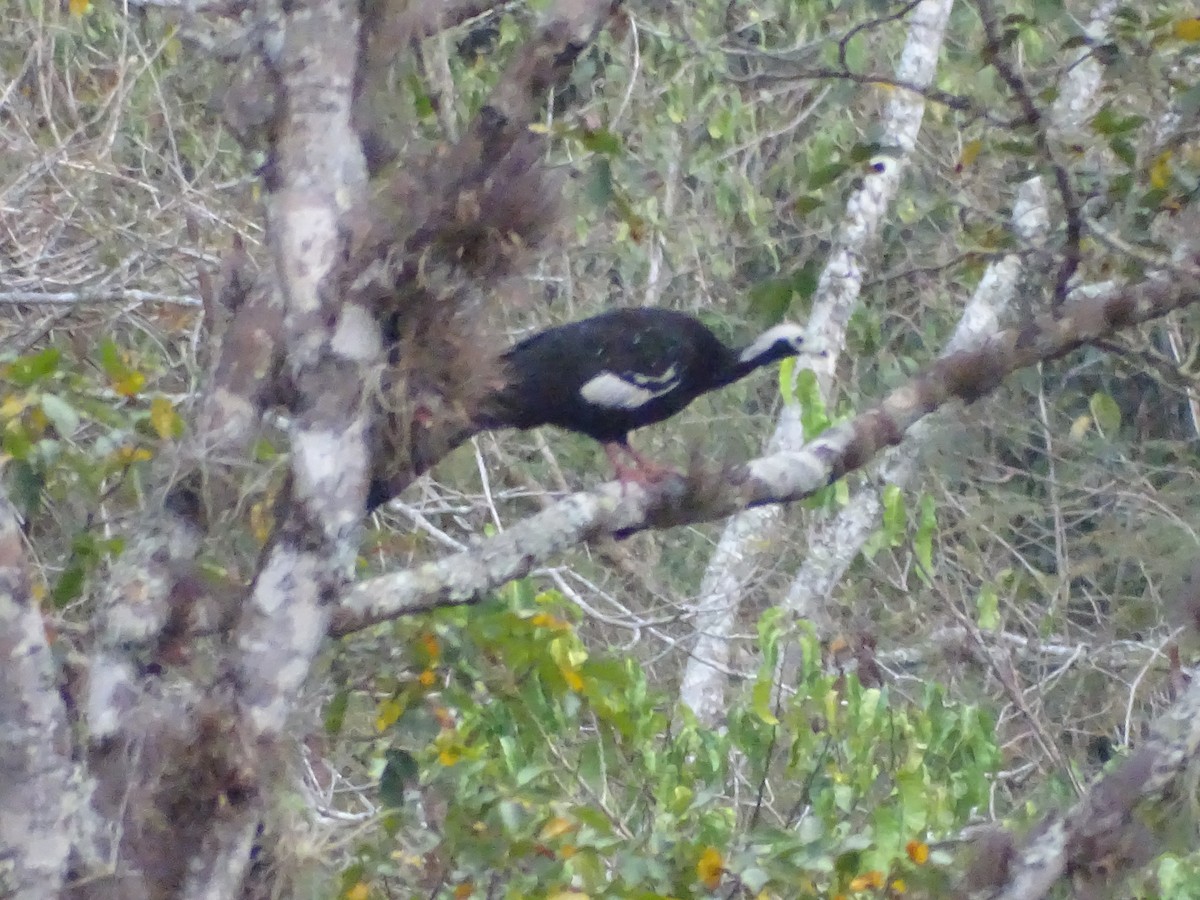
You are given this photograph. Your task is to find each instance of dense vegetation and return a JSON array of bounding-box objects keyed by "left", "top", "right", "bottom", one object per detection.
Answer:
[{"left": 4, "top": 0, "right": 1200, "bottom": 897}]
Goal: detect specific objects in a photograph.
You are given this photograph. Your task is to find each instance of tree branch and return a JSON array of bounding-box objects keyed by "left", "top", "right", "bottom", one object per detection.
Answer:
[
  {"left": 0, "top": 491, "right": 77, "bottom": 899},
  {"left": 986, "top": 653, "right": 1200, "bottom": 898}
]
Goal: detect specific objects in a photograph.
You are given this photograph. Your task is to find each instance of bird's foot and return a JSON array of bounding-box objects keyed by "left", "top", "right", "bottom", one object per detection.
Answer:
[{"left": 605, "top": 443, "right": 678, "bottom": 487}]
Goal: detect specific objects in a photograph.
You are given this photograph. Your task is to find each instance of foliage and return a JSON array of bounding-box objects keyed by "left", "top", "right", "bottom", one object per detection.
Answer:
[
  {"left": 331, "top": 584, "right": 999, "bottom": 897},
  {"left": 1, "top": 339, "right": 184, "bottom": 605}
]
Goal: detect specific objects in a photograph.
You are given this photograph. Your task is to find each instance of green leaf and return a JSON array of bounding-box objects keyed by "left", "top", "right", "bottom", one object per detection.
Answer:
[
  {"left": 6, "top": 348, "right": 61, "bottom": 387},
  {"left": 808, "top": 160, "right": 849, "bottom": 190},
  {"left": 1090, "top": 104, "right": 1144, "bottom": 136},
  {"left": 7, "top": 460, "right": 43, "bottom": 515},
  {"left": 757, "top": 607, "right": 785, "bottom": 668},
  {"left": 976, "top": 582, "right": 1000, "bottom": 630},
  {"left": 324, "top": 689, "right": 349, "bottom": 736},
  {"left": 52, "top": 558, "right": 88, "bottom": 607},
  {"left": 1109, "top": 136, "right": 1137, "bottom": 167},
  {"left": 994, "top": 139, "right": 1037, "bottom": 157},
  {"left": 914, "top": 494, "right": 937, "bottom": 581},
  {"left": 579, "top": 128, "right": 622, "bottom": 156},
  {"left": 40, "top": 394, "right": 80, "bottom": 438},
  {"left": 3, "top": 424, "right": 35, "bottom": 460},
  {"left": 379, "top": 748, "right": 417, "bottom": 808},
  {"left": 585, "top": 158, "right": 614, "bottom": 208},
  {"left": 751, "top": 678, "right": 779, "bottom": 725},
  {"left": 1089, "top": 391, "right": 1121, "bottom": 436},
  {"left": 98, "top": 339, "right": 126, "bottom": 380},
  {"left": 881, "top": 484, "right": 904, "bottom": 545},
  {"left": 793, "top": 194, "right": 824, "bottom": 215},
  {"left": 778, "top": 357, "right": 796, "bottom": 403},
  {"left": 795, "top": 368, "right": 830, "bottom": 438}
]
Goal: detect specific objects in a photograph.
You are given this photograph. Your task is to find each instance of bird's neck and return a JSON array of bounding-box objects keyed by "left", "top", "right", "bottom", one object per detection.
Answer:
[{"left": 710, "top": 353, "right": 767, "bottom": 389}]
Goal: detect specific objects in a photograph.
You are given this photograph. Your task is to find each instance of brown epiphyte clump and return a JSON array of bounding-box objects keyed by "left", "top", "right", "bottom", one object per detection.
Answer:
[{"left": 355, "top": 130, "right": 565, "bottom": 507}]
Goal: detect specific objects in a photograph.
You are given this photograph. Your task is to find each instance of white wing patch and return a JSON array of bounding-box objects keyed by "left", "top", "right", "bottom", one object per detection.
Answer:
[{"left": 580, "top": 366, "right": 681, "bottom": 409}]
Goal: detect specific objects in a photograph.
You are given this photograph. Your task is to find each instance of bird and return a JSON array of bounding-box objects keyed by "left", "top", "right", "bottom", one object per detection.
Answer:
[{"left": 479, "top": 307, "right": 806, "bottom": 483}]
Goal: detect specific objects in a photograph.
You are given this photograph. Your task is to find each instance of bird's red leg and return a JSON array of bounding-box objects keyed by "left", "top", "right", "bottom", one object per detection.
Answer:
[
  {"left": 604, "top": 441, "right": 676, "bottom": 485},
  {"left": 604, "top": 442, "right": 643, "bottom": 484}
]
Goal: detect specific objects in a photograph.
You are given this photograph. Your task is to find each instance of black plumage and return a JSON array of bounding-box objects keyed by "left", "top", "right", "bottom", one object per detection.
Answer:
[{"left": 481, "top": 307, "right": 806, "bottom": 482}]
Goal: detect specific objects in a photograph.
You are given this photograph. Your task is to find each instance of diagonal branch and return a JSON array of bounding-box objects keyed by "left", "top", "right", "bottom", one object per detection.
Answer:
[
  {"left": 331, "top": 274, "right": 1200, "bottom": 636},
  {"left": 987, "top": 640, "right": 1200, "bottom": 898}
]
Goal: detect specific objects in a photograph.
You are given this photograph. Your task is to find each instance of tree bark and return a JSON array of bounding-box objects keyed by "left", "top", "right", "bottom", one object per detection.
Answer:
[{"left": 0, "top": 492, "right": 77, "bottom": 900}]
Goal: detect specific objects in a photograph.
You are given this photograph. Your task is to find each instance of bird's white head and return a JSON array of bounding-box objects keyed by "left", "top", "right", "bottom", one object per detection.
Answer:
[{"left": 738, "top": 322, "right": 806, "bottom": 365}]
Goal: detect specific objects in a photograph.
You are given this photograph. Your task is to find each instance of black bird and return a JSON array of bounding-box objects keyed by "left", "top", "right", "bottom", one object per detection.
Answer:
[{"left": 482, "top": 308, "right": 806, "bottom": 483}]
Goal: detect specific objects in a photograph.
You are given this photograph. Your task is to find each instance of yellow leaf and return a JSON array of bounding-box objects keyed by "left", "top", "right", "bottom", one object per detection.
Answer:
[
  {"left": 958, "top": 138, "right": 983, "bottom": 170},
  {"left": 891, "top": 879, "right": 907, "bottom": 894},
  {"left": 343, "top": 883, "right": 370, "bottom": 900},
  {"left": 1149, "top": 151, "right": 1172, "bottom": 190},
  {"left": 112, "top": 370, "right": 145, "bottom": 398},
  {"left": 906, "top": 839, "right": 930, "bottom": 865},
  {"left": 249, "top": 500, "right": 273, "bottom": 545},
  {"left": 163, "top": 32, "right": 182, "bottom": 65},
  {"left": 0, "top": 394, "right": 28, "bottom": 420},
  {"left": 1173, "top": 18, "right": 1200, "bottom": 41},
  {"left": 453, "top": 883, "right": 474, "bottom": 900},
  {"left": 26, "top": 406, "right": 47, "bottom": 438},
  {"left": 375, "top": 697, "right": 403, "bottom": 732},
  {"left": 113, "top": 445, "right": 153, "bottom": 465},
  {"left": 149, "top": 396, "right": 182, "bottom": 440},
  {"left": 539, "top": 816, "right": 576, "bottom": 841},
  {"left": 419, "top": 631, "right": 441, "bottom": 661},
  {"left": 1069, "top": 414, "right": 1092, "bottom": 440},
  {"left": 438, "top": 743, "right": 462, "bottom": 766},
  {"left": 418, "top": 668, "right": 437, "bottom": 687},
  {"left": 696, "top": 847, "right": 724, "bottom": 890},
  {"left": 68, "top": 0, "right": 89, "bottom": 16},
  {"left": 531, "top": 611, "right": 571, "bottom": 632},
  {"left": 558, "top": 663, "right": 584, "bottom": 692},
  {"left": 849, "top": 871, "right": 884, "bottom": 890}
]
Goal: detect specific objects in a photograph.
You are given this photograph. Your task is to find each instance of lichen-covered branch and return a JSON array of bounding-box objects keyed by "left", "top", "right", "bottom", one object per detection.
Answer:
[
  {"left": 983, "top": 654, "right": 1200, "bottom": 898},
  {"left": 232, "top": 0, "right": 370, "bottom": 733},
  {"left": 0, "top": 491, "right": 77, "bottom": 899},
  {"left": 332, "top": 274, "right": 1200, "bottom": 635}
]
